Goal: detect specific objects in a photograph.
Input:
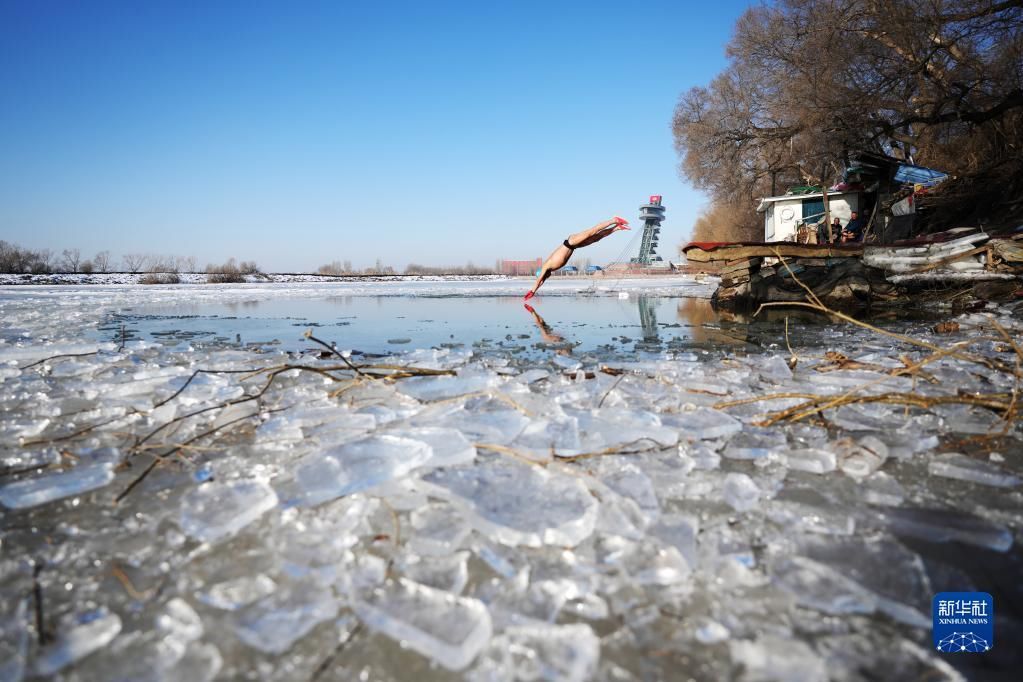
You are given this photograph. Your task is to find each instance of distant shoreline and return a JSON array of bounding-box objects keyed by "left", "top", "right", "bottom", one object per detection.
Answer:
[
  {"left": 0, "top": 271, "right": 695, "bottom": 286},
  {"left": 0, "top": 272, "right": 512, "bottom": 286}
]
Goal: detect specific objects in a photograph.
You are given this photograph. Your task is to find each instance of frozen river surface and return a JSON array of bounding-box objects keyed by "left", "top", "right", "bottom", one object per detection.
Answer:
[{"left": 1, "top": 279, "right": 1021, "bottom": 681}]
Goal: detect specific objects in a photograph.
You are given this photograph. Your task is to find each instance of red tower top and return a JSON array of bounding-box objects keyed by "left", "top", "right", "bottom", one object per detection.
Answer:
[{"left": 649, "top": 195, "right": 662, "bottom": 205}]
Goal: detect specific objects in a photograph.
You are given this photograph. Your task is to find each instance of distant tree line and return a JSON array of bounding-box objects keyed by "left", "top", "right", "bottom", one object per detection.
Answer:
[
  {"left": 0, "top": 240, "right": 263, "bottom": 280},
  {"left": 317, "top": 259, "right": 497, "bottom": 276},
  {"left": 673, "top": 0, "right": 1023, "bottom": 242}
]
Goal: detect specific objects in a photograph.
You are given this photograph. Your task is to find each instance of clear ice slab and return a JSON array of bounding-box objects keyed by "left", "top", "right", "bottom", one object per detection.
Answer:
[
  {"left": 0, "top": 460, "right": 115, "bottom": 510},
  {"left": 294, "top": 435, "right": 432, "bottom": 506},
  {"left": 928, "top": 452, "right": 1021, "bottom": 487},
  {"left": 883, "top": 507, "right": 1013, "bottom": 552},
  {"left": 34, "top": 609, "right": 122, "bottom": 676},
  {"left": 354, "top": 578, "right": 492, "bottom": 671},
  {"left": 179, "top": 478, "right": 278, "bottom": 543},
  {"left": 233, "top": 583, "right": 339, "bottom": 655},
  {"left": 470, "top": 623, "right": 600, "bottom": 682},
  {"left": 420, "top": 457, "right": 598, "bottom": 547}
]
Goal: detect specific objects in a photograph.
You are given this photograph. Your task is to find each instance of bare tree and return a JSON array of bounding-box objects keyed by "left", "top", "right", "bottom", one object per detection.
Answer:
[
  {"left": 61, "top": 248, "right": 82, "bottom": 273},
  {"left": 123, "top": 253, "right": 148, "bottom": 273},
  {"left": 93, "top": 250, "right": 111, "bottom": 272},
  {"left": 80, "top": 260, "right": 94, "bottom": 274},
  {"left": 673, "top": 0, "right": 1023, "bottom": 239},
  {"left": 318, "top": 261, "right": 344, "bottom": 276},
  {"left": 35, "top": 249, "right": 54, "bottom": 273}
]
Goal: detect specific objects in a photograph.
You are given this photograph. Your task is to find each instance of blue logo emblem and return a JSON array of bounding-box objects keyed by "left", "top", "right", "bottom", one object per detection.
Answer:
[{"left": 933, "top": 592, "right": 993, "bottom": 653}]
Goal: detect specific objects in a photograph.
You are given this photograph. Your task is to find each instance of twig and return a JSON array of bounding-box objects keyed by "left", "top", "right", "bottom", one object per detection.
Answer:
[
  {"left": 20, "top": 351, "right": 99, "bottom": 370},
  {"left": 33, "top": 561, "right": 50, "bottom": 645},
  {"left": 20, "top": 408, "right": 142, "bottom": 447},
  {"left": 598, "top": 375, "right": 626, "bottom": 408},
  {"left": 114, "top": 457, "right": 161, "bottom": 504},
  {"left": 305, "top": 330, "right": 366, "bottom": 376},
  {"left": 554, "top": 437, "right": 676, "bottom": 462},
  {"left": 714, "top": 392, "right": 823, "bottom": 409},
  {"left": 309, "top": 623, "right": 363, "bottom": 682},
  {"left": 758, "top": 392, "right": 1013, "bottom": 427},
  {"left": 110, "top": 561, "right": 157, "bottom": 600}
]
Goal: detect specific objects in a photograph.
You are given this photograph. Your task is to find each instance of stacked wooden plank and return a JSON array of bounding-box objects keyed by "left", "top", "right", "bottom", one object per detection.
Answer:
[{"left": 682, "top": 242, "right": 863, "bottom": 263}]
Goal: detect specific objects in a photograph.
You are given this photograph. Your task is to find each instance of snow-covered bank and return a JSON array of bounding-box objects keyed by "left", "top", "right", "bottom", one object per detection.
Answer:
[
  {"left": 0, "top": 283, "right": 1019, "bottom": 680},
  {"left": 0, "top": 272, "right": 510, "bottom": 286}
]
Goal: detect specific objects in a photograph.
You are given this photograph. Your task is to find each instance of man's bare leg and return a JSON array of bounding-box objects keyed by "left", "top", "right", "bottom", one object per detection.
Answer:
[{"left": 566, "top": 217, "right": 628, "bottom": 248}]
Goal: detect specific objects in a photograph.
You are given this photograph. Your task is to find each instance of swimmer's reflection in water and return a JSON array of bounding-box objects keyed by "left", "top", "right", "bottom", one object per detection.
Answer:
[{"left": 523, "top": 303, "right": 574, "bottom": 356}]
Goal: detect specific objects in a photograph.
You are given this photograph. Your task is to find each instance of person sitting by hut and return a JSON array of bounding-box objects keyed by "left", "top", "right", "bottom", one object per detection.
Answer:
[
  {"left": 817, "top": 217, "right": 841, "bottom": 245},
  {"left": 841, "top": 211, "right": 866, "bottom": 243}
]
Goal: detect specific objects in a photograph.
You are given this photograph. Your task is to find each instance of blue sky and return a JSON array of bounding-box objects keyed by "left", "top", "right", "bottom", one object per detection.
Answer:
[{"left": 0, "top": 0, "right": 751, "bottom": 272}]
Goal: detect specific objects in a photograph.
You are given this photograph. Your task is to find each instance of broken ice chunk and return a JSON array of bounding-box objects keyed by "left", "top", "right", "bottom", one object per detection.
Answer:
[
  {"left": 599, "top": 460, "right": 660, "bottom": 522},
  {"left": 573, "top": 408, "right": 680, "bottom": 450},
  {"left": 766, "top": 489, "right": 856, "bottom": 536},
  {"left": 233, "top": 584, "right": 338, "bottom": 655},
  {"left": 470, "top": 623, "right": 599, "bottom": 682},
  {"left": 517, "top": 369, "right": 549, "bottom": 384},
  {"left": 791, "top": 536, "right": 932, "bottom": 628},
  {"left": 34, "top": 609, "right": 122, "bottom": 676},
  {"left": 157, "top": 598, "right": 204, "bottom": 643},
  {"left": 721, "top": 427, "right": 785, "bottom": 460},
  {"left": 294, "top": 435, "right": 432, "bottom": 506},
  {"left": 0, "top": 447, "right": 60, "bottom": 475},
  {"left": 837, "top": 436, "right": 889, "bottom": 479},
  {"left": 928, "top": 452, "right": 1021, "bottom": 487},
  {"left": 694, "top": 619, "right": 730, "bottom": 644},
  {"left": 387, "top": 426, "right": 476, "bottom": 467},
  {"left": 434, "top": 407, "right": 530, "bottom": 445},
  {"left": 400, "top": 551, "right": 470, "bottom": 594},
  {"left": 0, "top": 599, "right": 28, "bottom": 682},
  {"left": 179, "top": 479, "right": 278, "bottom": 543},
  {"left": 408, "top": 503, "right": 472, "bottom": 556},
  {"left": 650, "top": 513, "right": 699, "bottom": 568},
  {"left": 420, "top": 457, "right": 597, "bottom": 547},
  {"left": 883, "top": 507, "right": 1013, "bottom": 552},
  {"left": 398, "top": 367, "right": 498, "bottom": 401},
  {"left": 198, "top": 574, "right": 277, "bottom": 611},
  {"left": 0, "top": 461, "right": 115, "bottom": 510},
  {"left": 772, "top": 554, "right": 877, "bottom": 616},
  {"left": 512, "top": 417, "right": 581, "bottom": 460},
  {"left": 355, "top": 578, "right": 492, "bottom": 671},
  {"left": 861, "top": 471, "right": 906, "bottom": 507},
  {"left": 722, "top": 473, "right": 760, "bottom": 512},
  {"left": 784, "top": 447, "right": 837, "bottom": 474},
  {"left": 162, "top": 642, "right": 222, "bottom": 682},
  {"left": 729, "top": 635, "right": 826, "bottom": 682},
  {"left": 933, "top": 404, "right": 1004, "bottom": 435},
  {"left": 663, "top": 407, "right": 742, "bottom": 441},
  {"left": 757, "top": 354, "right": 793, "bottom": 382},
  {"left": 619, "top": 539, "right": 691, "bottom": 585}
]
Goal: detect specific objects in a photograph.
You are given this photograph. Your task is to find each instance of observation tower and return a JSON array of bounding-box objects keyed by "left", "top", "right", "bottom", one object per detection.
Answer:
[{"left": 631, "top": 195, "right": 665, "bottom": 266}]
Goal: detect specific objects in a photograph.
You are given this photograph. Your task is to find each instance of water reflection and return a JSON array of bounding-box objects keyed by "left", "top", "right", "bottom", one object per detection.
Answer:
[
  {"left": 638, "top": 296, "right": 659, "bottom": 342},
  {"left": 523, "top": 303, "right": 574, "bottom": 355},
  {"left": 107, "top": 293, "right": 764, "bottom": 355}
]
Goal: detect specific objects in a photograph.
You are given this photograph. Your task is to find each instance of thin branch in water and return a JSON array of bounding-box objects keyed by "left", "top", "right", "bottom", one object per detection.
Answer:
[{"left": 305, "top": 330, "right": 366, "bottom": 376}]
